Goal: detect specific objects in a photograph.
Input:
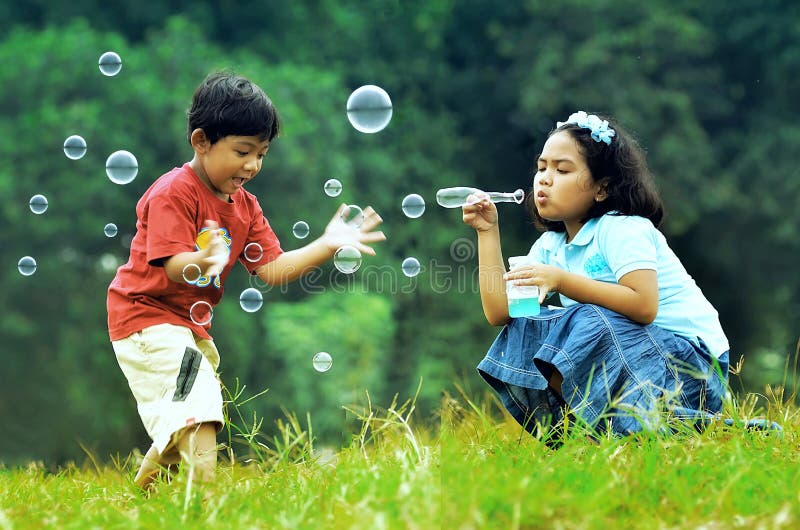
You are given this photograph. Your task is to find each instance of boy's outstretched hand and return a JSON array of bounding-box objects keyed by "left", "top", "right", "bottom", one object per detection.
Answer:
[{"left": 321, "top": 204, "right": 386, "bottom": 256}]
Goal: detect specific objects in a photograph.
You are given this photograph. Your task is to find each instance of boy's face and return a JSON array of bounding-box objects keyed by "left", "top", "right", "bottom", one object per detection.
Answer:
[{"left": 194, "top": 134, "right": 270, "bottom": 200}]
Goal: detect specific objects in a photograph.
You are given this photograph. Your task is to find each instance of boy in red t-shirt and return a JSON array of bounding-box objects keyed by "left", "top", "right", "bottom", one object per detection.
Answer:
[{"left": 108, "top": 71, "right": 385, "bottom": 490}]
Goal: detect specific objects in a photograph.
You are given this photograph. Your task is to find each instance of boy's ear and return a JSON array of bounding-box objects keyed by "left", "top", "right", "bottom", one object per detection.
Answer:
[{"left": 190, "top": 128, "right": 210, "bottom": 153}]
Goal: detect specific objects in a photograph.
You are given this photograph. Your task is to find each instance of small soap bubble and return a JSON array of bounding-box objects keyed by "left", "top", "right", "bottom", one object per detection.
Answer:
[
  {"left": 18, "top": 256, "right": 37, "bottom": 276},
  {"left": 292, "top": 221, "right": 310, "bottom": 239},
  {"left": 182, "top": 263, "right": 201, "bottom": 284},
  {"left": 239, "top": 288, "right": 263, "bottom": 313},
  {"left": 333, "top": 245, "right": 362, "bottom": 274},
  {"left": 340, "top": 204, "right": 364, "bottom": 228},
  {"left": 63, "top": 135, "right": 87, "bottom": 160},
  {"left": 243, "top": 242, "right": 263, "bottom": 263},
  {"left": 346, "top": 85, "right": 393, "bottom": 133},
  {"left": 104, "top": 223, "right": 118, "bottom": 238},
  {"left": 106, "top": 150, "right": 138, "bottom": 184},
  {"left": 98, "top": 51, "right": 122, "bottom": 76},
  {"left": 324, "top": 178, "right": 343, "bottom": 197},
  {"left": 401, "top": 194, "right": 425, "bottom": 218},
  {"left": 29, "top": 194, "right": 48, "bottom": 214},
  {"left": 401, "top": 257, "right": 421, "bottom": 278},
  {"left": 189, "top": 301, "right": 213, "bottom": 326},
  {"left": 312, "top": 351, "right": 333, "bottom": 372}
]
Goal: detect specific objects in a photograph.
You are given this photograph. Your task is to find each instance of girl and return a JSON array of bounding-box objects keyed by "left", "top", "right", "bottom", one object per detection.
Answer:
[{"left": 463, "top": 111, "right": 729, "bottom": 438}]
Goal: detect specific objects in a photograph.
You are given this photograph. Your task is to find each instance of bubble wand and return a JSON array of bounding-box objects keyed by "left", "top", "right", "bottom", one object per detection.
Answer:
[{"left": 435, "top": 187, "right": 525, "bottom": 208}]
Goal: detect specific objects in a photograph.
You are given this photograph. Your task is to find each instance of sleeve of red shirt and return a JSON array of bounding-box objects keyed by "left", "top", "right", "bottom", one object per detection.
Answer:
[
  {"left": 145, "top": 194, "right": 199, "bottom": 266},
  {"left": 241, "top": 201, "right": 283, "bottom": 274}
]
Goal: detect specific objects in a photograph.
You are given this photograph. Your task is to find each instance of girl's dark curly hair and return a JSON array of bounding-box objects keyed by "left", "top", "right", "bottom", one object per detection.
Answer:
[{"left": 527, "top": 114, "right": 664, "bottom": 231}]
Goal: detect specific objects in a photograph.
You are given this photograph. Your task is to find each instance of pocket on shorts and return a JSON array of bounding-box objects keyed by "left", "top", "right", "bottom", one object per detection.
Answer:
[{"left": 173, "top": 347, "right": 202, "bottom": 402}]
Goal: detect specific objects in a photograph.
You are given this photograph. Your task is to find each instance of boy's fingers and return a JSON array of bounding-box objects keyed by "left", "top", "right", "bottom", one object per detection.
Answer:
[
  {"left": 360, "top": 214, "right": 383, "bottom": 232},
  {"left": 360, "top": 231, "right": 386, "bottom": 243},
  {"left": 360, "top": 207, "right": 383, "bottom": 231},
  {"left": 334, "top": 203, "right": 349, "bottom": 219},
  {"left": 356, "top": 244, "right": 377, "bottom": 256}
]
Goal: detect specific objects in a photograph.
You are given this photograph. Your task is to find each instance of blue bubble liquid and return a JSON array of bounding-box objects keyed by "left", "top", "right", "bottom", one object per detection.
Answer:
[{"left": 508, "top": 297, "right": 540, "bottom": 318}]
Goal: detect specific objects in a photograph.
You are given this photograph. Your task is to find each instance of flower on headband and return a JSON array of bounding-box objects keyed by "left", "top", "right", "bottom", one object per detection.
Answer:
[{"left": 556, "top": 110, "right": 616, "bottom": 145}]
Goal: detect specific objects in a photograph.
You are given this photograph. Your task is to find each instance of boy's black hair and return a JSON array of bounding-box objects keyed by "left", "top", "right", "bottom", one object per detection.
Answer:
[
  {"left": 187, "top": 71, "right": 280, "bottom": 145},
  {"left": 527, "top": 114, "right": 664, "bottom": 231}
]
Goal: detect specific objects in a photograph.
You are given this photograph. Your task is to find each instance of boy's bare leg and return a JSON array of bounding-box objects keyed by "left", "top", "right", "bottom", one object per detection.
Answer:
[
  {"left": 134, "top": 445, "right": 169, "bottom": 490},
  {"left": 134, "top": 443, "right": 181, "bottom": 491},
  {"left": 176, "top": 422, "right": 218, "bottom": 485}
]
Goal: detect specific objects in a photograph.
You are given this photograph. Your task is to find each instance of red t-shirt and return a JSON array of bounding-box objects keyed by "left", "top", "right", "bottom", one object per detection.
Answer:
[{"left": 107, "top": 163, "right": 283, "bottom": 341}]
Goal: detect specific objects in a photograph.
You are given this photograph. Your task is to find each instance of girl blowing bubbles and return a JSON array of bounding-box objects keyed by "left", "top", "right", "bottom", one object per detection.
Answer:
[{"left": 463, "top": 111, "right": 729, "bottom": 439}]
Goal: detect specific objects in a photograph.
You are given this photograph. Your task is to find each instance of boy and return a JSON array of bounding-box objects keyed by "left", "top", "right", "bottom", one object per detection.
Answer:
[{"left": 107, "top": 71, "right": 385, "bottom": 490}]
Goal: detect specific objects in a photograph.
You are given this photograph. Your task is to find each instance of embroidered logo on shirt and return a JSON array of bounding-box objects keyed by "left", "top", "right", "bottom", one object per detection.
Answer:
[
  {"left": 194, "top": 226, "right": 232, "bottom": 288},
  {"left": 583, "top": 253, "right": 608, "bottom": 277}
]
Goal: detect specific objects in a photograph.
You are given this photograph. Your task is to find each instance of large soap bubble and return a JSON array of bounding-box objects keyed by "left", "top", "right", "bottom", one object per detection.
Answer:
[
  {"left": 106, "top": 150, "right": 138, "bottom": 184},
  {"left": 346, "top": 85, "right": 392, "bottom": 133}
]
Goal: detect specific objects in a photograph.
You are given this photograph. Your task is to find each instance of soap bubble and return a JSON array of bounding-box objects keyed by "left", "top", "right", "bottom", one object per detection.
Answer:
[
  {"left": 29, "top": 194, "right": 48, "bottom": 214},
  {"left": 189, "top": 301, "right": 213, "bottom": 326},
  {"left": 239, "top": 288, "right": 263, "bottom": 313},
  {"left": 98, "top": 51, "right": 122, "bottom": 76},
  {"left": 182, "top": 263, "right": 201, "bottom": 284},
  {"left": 104, "top": 223, "right": 118, "bottom": 237},
  {"left": 324, "top": 178, "right": 343, "bottom": 197},
  {"left": 312, "top": 351, "right": 333, "bottom": 372},
  {"left": 106, "top": 150, "right": 138, "bottom": 184},
  {"left": 333, "top": 245, "right": 362, "bottom": 274},
  {"left": 401, "top": 257, "right": 421, "bottom": 277},
  {"left": 346, "top": 85, "right": 392, "bottom": 133},
  {"left": 292, "top": 221, "right": 310, "bottom": 239},
  {"left": 63, "top": 135, "right": 87, "bottom": 160},
  {"left": 340, "top": 204, "right": 364, "bottom": 228},
  {"left": 401, "top": 194, "right": 425, "bottom": 218},
  {"left": 18, "top": 256, "right": 37, "bottom": 276},
  {"left": 243, "top": 242, "right": 263, "bottom": 263}
]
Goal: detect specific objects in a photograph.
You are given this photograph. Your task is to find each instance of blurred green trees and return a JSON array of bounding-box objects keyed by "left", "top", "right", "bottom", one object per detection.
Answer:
[{"left": 0, "top": 1, "right": 797, "bottom": 464}]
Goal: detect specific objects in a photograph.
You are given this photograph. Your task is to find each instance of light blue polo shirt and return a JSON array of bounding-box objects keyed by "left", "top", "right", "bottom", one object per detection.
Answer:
[{"left": 527, "top": 213, "right": 730, "bottom": 358}]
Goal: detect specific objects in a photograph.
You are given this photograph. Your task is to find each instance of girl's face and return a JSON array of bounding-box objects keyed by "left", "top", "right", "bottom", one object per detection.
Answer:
[{"left": 533, "top": 131, "right": 606, "bottom": 238}]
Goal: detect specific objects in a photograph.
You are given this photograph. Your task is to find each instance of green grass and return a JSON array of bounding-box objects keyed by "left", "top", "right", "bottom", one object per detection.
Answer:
[{"left": 1, "top": 380, "right": 799, "bottom": 530}]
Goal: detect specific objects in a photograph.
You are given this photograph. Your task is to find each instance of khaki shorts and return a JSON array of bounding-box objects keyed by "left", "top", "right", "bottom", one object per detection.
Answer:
[{"left": 113, "top": 323, "right": 224, "bottom": 454}]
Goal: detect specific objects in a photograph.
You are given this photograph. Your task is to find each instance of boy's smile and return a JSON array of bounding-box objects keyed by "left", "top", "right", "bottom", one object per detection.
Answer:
[{"left": 190, "top": 133, "right": 270, "bottom": 201}]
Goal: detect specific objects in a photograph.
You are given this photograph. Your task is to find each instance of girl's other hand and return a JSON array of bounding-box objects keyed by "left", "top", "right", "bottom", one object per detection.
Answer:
[
  {"left": 462, "top": 193, "right": 498, "bottom": 232},
  {"left": 504, "top": 263, "right": 562, "bottom": 304}
]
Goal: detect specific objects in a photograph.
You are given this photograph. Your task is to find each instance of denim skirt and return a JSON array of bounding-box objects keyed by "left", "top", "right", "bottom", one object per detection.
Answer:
[{"left": 477, "top": 304, "right": 729, "bottom": 437}]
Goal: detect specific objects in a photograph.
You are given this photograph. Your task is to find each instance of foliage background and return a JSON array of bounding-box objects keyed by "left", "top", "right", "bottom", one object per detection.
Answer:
[{"left": 0, "top": 0, "right": 797, "bottom": 464}]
